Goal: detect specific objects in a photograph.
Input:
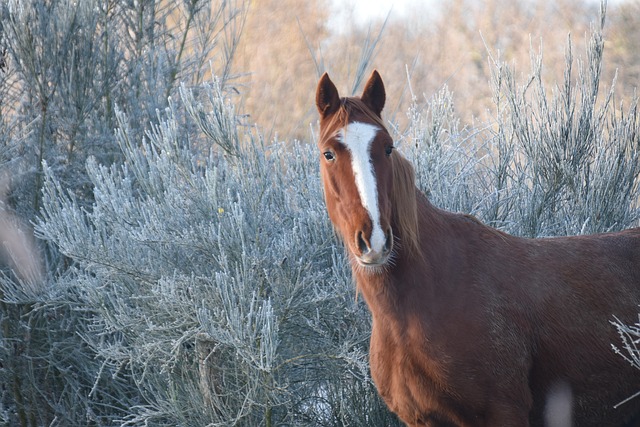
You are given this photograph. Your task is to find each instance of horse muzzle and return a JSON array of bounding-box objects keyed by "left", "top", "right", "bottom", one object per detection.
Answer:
[{"left": 355, "top": 228, "right": 393, "bottom": 267}]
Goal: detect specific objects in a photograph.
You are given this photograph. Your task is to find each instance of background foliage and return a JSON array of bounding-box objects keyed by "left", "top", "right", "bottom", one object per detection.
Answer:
[{"left": 1, "top": 0, "right": 639, "bottom": 426}]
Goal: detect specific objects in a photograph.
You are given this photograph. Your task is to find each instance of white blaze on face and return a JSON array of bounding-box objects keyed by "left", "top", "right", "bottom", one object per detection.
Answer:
[{"left": 337, "top": 121, "right": 386, "bottom": 253}]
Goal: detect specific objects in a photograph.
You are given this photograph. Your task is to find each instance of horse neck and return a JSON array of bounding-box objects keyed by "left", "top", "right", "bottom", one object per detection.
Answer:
[
  {"left": 393, "top": 189, "right": 449, "bottom": 266},
  {"left": 354, "top": 190, "right": 450, "bottom": 317}
]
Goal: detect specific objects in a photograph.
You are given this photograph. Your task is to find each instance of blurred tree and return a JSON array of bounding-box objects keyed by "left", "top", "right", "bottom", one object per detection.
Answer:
[
  {"left": 315, "top": 0, "right": 640, "bottom": 136},
  {"left": 0, "top": 0, "right": 246, "bottom": 221},
  {"left": 231, "top": 0, "right": 638, "bottom": 141},
  {"left": 234, "top": 0, "right": 330, "bottom": 139},
  {"left": 608, "top": 0, "right": 640, "bottom": 99}
]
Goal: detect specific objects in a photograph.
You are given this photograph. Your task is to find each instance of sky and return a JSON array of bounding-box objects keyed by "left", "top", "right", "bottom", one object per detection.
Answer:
[
  {"left": 333, "top": 0, "right": 613, "bottom": 27},
  {"left": 331, "top": 0, "right": 422, "bottom": 27}
]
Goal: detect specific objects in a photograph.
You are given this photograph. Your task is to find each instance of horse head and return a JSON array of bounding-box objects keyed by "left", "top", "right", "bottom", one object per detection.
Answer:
[{"left": 315, "top": 71, "right": 418, "bottom": 271}]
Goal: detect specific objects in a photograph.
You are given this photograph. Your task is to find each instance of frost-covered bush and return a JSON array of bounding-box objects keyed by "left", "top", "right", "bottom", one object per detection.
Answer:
[
  {"left": 1, "top": 4, "right": 640, "bottom": 426},
  {"left": 612, "top": 315, "right": 640, "bottom": 391},
  {"left": 0, "top": 0, "right": 245, "bottom": 221},
  {"left": 398, "top": 13, "right": 640, "bottom": 238},
  {"left": 25, "top": 80, "right": 397, "bottom": 426}
]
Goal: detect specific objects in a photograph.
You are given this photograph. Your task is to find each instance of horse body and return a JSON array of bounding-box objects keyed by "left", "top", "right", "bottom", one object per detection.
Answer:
[
  {"left": 315, "top": 70, "right": 640, "bottom": 426},
  {"left": 363, "top": 192, "right": 640, "bottom": 426}
]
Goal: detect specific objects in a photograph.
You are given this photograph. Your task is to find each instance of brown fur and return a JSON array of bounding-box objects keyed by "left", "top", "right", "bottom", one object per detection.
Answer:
[
  {"left": 317, "top": 94, "right": 420, "bottom": 256},
  {"left": 315, "top": 71, "right": 640, "bottom": 426}
]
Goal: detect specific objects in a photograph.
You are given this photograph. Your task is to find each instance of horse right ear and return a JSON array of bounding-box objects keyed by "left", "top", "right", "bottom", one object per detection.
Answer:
[{"left": 316, "top": 73, "right": 340, "bottom": 119}]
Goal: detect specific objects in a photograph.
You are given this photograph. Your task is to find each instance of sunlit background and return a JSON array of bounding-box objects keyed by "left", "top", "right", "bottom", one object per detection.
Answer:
[{"left": 234, "top": 0, "right": 638, "bottom": 140}]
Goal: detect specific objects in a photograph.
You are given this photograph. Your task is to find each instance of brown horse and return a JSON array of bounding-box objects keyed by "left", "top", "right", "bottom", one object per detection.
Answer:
[{"left": 315, "top": 70, "right": 640, "bottom": 426}]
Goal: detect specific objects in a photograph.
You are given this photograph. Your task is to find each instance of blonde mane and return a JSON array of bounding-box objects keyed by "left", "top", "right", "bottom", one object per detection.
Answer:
[
  {"left": 320, "top": 97, "right": 420, "bottom": 258},
  {"left": 390, "top": 152, "right": 419, "bottom": 257}
]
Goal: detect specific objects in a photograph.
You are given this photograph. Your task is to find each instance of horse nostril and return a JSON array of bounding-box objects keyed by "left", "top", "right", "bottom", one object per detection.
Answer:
[
  {"left": 357, "top": 231, "right": 370, "bottom": 255},
  {"left": 383, "top": 229, "right": 393, "bottom": 253}
]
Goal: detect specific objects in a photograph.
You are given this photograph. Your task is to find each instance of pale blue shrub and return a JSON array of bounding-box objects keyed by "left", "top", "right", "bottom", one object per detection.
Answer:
[
  {"left": 1, "top": 3, "right": 640, "bottom": 425},
  {"left": 33, "top": 79, "right": 396, "bottom": 426}
]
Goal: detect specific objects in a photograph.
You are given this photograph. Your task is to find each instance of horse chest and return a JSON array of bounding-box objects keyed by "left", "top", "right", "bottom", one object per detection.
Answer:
[{"left": 369, "top": 318, "right": 467, "bottom": 425}]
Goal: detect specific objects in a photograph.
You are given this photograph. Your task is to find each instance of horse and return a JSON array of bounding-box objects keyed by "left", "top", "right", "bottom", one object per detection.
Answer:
[{"left": 314, "top": 70, "right": 640, "bottom": 426}]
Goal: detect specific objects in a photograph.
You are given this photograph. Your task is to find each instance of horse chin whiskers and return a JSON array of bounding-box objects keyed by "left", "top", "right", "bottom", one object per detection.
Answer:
[
  {"left": 353, "top": 260, "right": 389, "bottom": 276},
  {"left": 386, "top": 246, "right": 398, "bottom": 268}
]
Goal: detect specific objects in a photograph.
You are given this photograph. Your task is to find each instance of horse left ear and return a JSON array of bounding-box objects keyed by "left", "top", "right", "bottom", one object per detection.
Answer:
[{"left": 361, "top": 70, "right": 386, "bottom": 117}]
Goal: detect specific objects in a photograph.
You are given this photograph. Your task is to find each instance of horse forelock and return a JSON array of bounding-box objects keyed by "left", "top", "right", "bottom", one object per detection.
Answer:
[
  {"left": 319, "top": 96, "right": 420, "bottom": 259},
  {"left": 319, "top": 97, "right": 385, "bottom": 144}
]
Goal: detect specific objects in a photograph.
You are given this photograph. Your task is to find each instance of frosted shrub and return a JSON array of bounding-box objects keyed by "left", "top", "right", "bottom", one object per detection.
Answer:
[
  {"left": 32, "top": 81, "right": 395, "bottom": 426},
  {"left": 0, "top": 0, "right": 246, "bottom": 220},
  {"left": 398, "top": 11, "right": 640, "bottom": 238},
  {"left": 2, "top": 3, "right": 640, "bottom": 425}
]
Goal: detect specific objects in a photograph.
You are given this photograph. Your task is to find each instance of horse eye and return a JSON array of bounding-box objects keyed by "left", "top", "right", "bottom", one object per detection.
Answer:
[
  {"left": 323, "top": 151, "right": 335, "bottom": 161},
  {"left": 385, "top": 145, "right": 394, "bottom": 157}
]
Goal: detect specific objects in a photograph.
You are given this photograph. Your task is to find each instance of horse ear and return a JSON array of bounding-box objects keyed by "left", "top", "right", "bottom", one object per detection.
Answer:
[
  {"left": 316, "top": 73, "right": 340, "bottom": 119},
  {"left": 360, "top": 70, "right": 385, "bottom": 117}
]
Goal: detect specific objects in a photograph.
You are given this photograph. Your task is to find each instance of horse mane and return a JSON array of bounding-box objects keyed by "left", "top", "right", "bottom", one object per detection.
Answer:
[
  {"left": 390, "top": 152, "right": 420, "bottom": 257},
  {"left": 319, "top": 96, "right": 420, "bottom": 259}
]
